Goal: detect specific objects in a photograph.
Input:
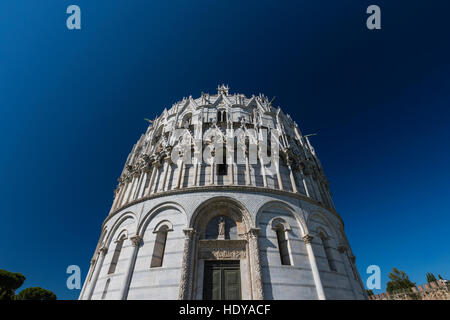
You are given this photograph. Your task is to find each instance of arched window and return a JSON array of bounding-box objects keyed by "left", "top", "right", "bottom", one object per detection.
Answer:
[
  {"left": 101, "top": 279, "right": 110, "bottom": 300},
  {"left": 271, "top": 218, "right": 292, "bottom": 266},
  {"left": 217, "top": 110, "right": 227, "bottom": 123},
  {"left": 275, "top": 224, "right": 292, "bottom": 265},
  {"left": 150, "top": 225, "right": 169, "bottom": 268},
  {"left": 320, "top": 233, "right": 336, "bottom": 272},
  {"left": 108, "top": 234, "right": 126, "bottom": 274},
  {"left": 182, "top": 113, "right": 192, "bottom": 128}
]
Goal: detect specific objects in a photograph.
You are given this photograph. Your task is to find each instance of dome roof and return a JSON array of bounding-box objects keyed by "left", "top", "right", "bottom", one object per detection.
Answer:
[{"left": 112, "top": 85, "right": 334, "bottom": 213}]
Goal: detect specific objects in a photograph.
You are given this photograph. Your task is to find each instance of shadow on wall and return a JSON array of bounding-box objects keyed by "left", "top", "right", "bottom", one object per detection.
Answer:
[{"left": 257, "top": 223, "right": 276, "bottom": 299}]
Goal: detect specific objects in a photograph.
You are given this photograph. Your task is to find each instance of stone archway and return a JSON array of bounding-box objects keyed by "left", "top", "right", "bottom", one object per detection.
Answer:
[{"left": 178, "top": 197, "right": 263, "bottom": 300}]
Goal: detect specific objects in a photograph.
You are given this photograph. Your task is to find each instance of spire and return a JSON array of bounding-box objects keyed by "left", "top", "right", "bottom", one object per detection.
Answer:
[{"left": 217, "top": 84, "right": 229, "bottom": 95}]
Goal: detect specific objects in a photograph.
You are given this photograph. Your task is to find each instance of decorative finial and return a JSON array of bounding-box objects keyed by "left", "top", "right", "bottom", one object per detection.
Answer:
[{"left": 217, "top": 84, "right": 230, "bottom": 95}]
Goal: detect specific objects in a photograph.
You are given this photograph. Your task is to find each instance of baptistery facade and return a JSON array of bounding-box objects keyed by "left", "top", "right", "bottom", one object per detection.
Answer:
[{"left": 79, "top": 85, "right": 367, "bottom": 300}]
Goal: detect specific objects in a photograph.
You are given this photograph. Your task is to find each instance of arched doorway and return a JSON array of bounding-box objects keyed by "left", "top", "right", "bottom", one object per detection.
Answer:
[{"left": 178, "top": 197, "right": 264, "bottom": 300}]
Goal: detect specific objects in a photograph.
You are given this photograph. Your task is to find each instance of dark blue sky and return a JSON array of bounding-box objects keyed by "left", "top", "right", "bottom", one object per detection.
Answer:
[{"left": 1, "top": 1, "right": 449, "bottom": 299}]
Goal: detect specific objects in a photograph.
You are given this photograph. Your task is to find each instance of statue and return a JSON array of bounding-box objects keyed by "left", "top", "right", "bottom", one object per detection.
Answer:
[{"left": 218, "top": 217, "right": 225, "bottom": 240}]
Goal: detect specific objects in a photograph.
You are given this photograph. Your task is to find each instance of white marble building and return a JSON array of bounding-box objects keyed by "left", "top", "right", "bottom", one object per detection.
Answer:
[{"left": 79, "top": 85, "right": 367, "bottom": 300}]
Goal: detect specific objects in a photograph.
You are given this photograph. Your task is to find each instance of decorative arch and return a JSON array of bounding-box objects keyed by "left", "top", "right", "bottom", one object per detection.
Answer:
[
  {"left": 307, "top": 210, "right": 341, "bottom": 243},
  {"left": 269, "top": 217, "right": 291, "bottom": 232},
  {"left": 184, "top": 196, "right": 263, "bottom": 300},
  {"left": 189, "top": 196, "right": 253, "bottom": 236},
  {"left": 115, "top": 228, "right": 129, "bottom": 242},
  {"left": 316, "top": 226, "right": 330, "bottom": 240},
  {"left": 94, "top": 227, "right": 108, "bottom": 253},
  {"left": 153, "top": 219, "right": 174, "bottom": 233},
  {"left": 137, "top": 201, "right": 187, "bottom": 237},
  {"left": 181, "top": 112, "right": 193, "bottom": 127},
  {"left": 272, "top": 218, "right": 293, "bottom": 266},
  {"left": 316, "top": 226, "right": 337, "bottom": 272},
  {"left": 255, "top": 200, "right": 308, "bottom": 236},
  {"left": 104, "top": 211, "right": 138, "bottom": 248}
]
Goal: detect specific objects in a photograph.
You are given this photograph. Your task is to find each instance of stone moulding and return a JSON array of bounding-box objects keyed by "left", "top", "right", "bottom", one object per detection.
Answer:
[
  {"left": 198, "top": 239, "right": 247, "bottom": 260},
  {"left": 103, "top": 184, "right": 343, "bottom": 229}
]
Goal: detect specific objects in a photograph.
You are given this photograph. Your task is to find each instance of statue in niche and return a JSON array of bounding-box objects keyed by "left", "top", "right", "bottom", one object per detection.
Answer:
[{"left": 218, "top": 216, "right": 225, "bottom": 240}]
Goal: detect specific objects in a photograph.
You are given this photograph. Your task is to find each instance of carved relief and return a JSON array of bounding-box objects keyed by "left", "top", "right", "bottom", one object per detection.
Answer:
[
  {"left": 199, "top": 248, "right": 246, "bottom": 260},
  {"left": 111, "top": 86, "right": 335, "bottom": 214}
]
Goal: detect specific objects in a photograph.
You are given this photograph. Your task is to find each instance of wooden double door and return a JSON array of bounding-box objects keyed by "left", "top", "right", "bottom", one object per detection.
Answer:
[{"left": 203, "top": 260, "right": 241, "bottom": 300}]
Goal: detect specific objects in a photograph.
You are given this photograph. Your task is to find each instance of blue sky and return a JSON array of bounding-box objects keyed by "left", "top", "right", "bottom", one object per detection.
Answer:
[{"left": 0, "top": 0, "right": 449, "bottom": 299}]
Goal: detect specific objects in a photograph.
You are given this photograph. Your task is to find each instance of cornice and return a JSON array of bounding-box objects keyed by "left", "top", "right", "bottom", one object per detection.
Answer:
[{"left": 101, "top": 185, "right": 344, "bottom": 229}]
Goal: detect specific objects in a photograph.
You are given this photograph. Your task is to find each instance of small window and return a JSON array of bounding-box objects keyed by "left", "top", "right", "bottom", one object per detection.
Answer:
[
  {"left": 150, "top": 225, "right": 169, "bottom": 268},
  {"left": 275, "top": 225, "right": 292, "bottom": 266}
]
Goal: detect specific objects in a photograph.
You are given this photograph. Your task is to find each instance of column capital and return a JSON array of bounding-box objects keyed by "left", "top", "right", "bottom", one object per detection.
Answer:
[
  {"left": 130, "top": 234, "right": 143, "bottom": 247},
  {"left": 302, "top": 234, "right": 314, "bottom": 244},
  {"left": 183, "top": 228, "right": 196, "bottom": 239},
  {"left": 99, "top": 246, "right": 108, "bottom": 256},
  {"left": 246, "top": 228, "right": 261, "bottom": 239}
]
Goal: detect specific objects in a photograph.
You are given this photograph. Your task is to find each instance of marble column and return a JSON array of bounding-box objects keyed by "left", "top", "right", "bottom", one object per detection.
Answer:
[
  {"left": 110, "top": 188, "right": 120, "bottom": 213},
  {"left": 126, "top": 176, "right": 138, "bottom": 203},
  {"left": 307, "top": 175, "right": 318, "bottom": 200},
  {"left": 275, "top": 162, "right": 283, "bottom": 190},
  {"left": 153, "top": 165, "right": 161, "bottom": 193},
  {"left": 86, "top": 246, "right": 108, "bottom": 300},
  {"left": 115, "top": 185, "right": 126, "bottom": 208},
  {"left": 137, "top": 171, "right": 148, "bottom": 199},
  {"left": 193, "top": 162, "right": 199, "bottom": 186},
  {"left": 210, "top": 158, "right": 215, "bottom": 185},
  {"left": 119, "top": 235, "right": 142, "bottom": 300},
  {"left": 248, "top": 228, "right": 264, "bottom": 300},
  {"left": 245, "top": 151, "right": 251, "bottom": 186},
  {"left": 228, "top": 160, "right": 234, "bottom": 185},
  {"left": 338, "top": 245, "right": 359, "bottom": 299},
  {"left": 132, "top": 172, "right": 144, "bottom": 200},
  {"left": 79, "top": 258, "right": 96, "bottom": 299},
  {"left": 300, "top": 170, "right": 310, "bottom": 197},
  {"left": 178, "top": 228, "right": 196, "bottom": 300},
  {"left": 259, "top": 153, "right": 268, "bottom": 187},
  {"left": 158, "top": 160, "right": 167, "bottom": 192},
  {"left": 162, "top": 160, "right": 171, "bottom": 191},
  {"left": 287, "top": 163, "right": 298, "bottom": 193},
  {"left": 145, "top": 169, "right": 154, "bottom": 196},
  {"left": 120, "top": 180, "right": 131, "bottom": 206},
  {"left": 179, "top": 162, "right": 187, "bottom": 188},
  {"left": 303, "top": 234, "right": 326, "bottom": 300}
]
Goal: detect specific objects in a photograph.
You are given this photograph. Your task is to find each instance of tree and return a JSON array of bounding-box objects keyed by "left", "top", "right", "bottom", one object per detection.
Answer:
[
  {"left": 0, "top": 269, "right": 56, "bottom": 300},
  {"left": 15, "top": 287, "right": 56, "bottom": 300},
  {"left": 0, "top": 269, "right": 26, "bottom": 300},
  {"left": 426, "top": 272, "right": 437, "bottom": 283},
  {"left": 386, "top": 268, "right": 416, "bottom": 294},
  {"left": 438, "top": 274, "right": 444, "bottom": 280}
]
